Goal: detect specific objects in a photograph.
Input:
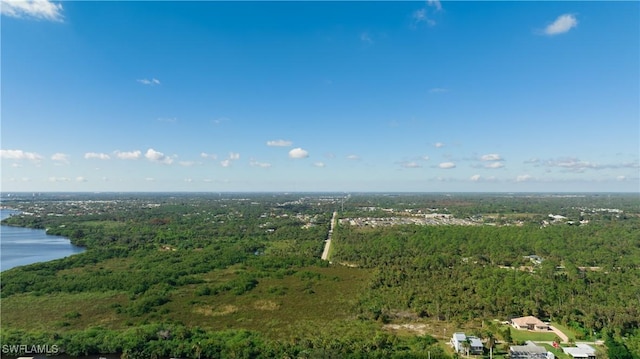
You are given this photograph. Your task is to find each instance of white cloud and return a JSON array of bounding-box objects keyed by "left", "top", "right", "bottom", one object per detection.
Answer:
[
  {"left": 434, "top": 142, "right": 445, "bottom": 148},
  {"left": 470, "top": 174, "right": 481, "bottom": 182},
  {"left": 427, "top": 0, "right": 442, "bottom": 11},
  {"left": 250, "top": 160, "right": 272, "bottom": 168},
  {"left": 617, "top": 175, "right": 627, "bottom": 181},
  {"left": 179, "top": 161, "right": 198, "bottom": 167},
  {"left": 402, "top": 161, "right": 421, "bottom": 169},
  {"left": 289, "top": 148, "right": 309, "bottom": 159},
  {"left": 313, "top": 162, "right": 326, "bottom": 168},
  {"left": 220, "top": 159, "right": 232, "bottom": 168},
  {"left": 412, "top": 8, "right": 436, "bottom": 27},
  {"left": 137, "top": 78, "right": 161, "bottom": 86},
  {"left": 544, "top": 157, "right": 597, "bottom": 172},
  {"left": 266, "top": 139, "right": 293, "bottom": 147},
  {"left": 200, "top": 152, "right": 218, "bottom": 160},
  {"left": 115, "top": 150, "right": 142, "bottom": 160},
  {"left": 145, "top": 177, "right": 155, "bottom": 182},
  {"left": 485, "top": 162, "right": 505, "bottom": 169},
  {"left": 84, "top": 152, "right": 111, "bottom": 160},
  {"left": 360, "top": 32, "right": 373, "bottom": 45},
  {"left": 421, "top": 155, "right": 430, "bottom": 161},
  {"left": 48, "top": 176, "right": 70, "bottom": 182},
  {"left": 76, "top": 176, "right": 87, "bottom": 182},
  {"left": 1, "top": 0, "right": 63, "bottom": 21},
  {"left": 229, "top": 152, "right": 240, "bottom": 160},
  {"left": 51, "top": 152, "right": 69, "bottom": 164},
  {"left": 438, "top": 162, "right": 456, "bottom": 169},
  {"left": 184, "top": 178, "right": 193, "bottom": 183},
  {"left": 1, "top": 149, "right": 43, "bottom": 162},
  {"left": 145, "top": 148, "right": 174, "bottom": 165},
  {"left": 11, "top": 163, "right": 22, "bottom": 168},
  {"left": 429, "top": 88, "right": 449, "bottom": 93},
  {"left": 480, "top": 153, "right": 503, "bottom": 161},
  {"left": 346, "top": 154, "right": 360, "bottom": 160},
  {"left": 516, "top": 174, "right": 533, "bottom": 182},
  {"left": 544, "top": 14, "right": 578, "bottom": 35}
]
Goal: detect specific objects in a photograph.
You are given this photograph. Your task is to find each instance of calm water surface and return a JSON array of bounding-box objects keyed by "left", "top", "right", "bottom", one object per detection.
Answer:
[{"left": 0, "top": 209, "right": 85, "bottom": 271}]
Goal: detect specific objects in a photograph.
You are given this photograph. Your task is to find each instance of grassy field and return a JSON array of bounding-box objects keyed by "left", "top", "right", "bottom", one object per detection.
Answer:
[
  {"left": 0, "top": 264, "right": 374, "bottom": 340},
  {"left": 507, "top": 326, "right": 559, "bottom": 342}
]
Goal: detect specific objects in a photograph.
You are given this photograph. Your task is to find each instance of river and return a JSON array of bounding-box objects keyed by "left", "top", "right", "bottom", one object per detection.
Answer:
[{"left": 0, "top": 209, "right": 85, "bottom": 271}]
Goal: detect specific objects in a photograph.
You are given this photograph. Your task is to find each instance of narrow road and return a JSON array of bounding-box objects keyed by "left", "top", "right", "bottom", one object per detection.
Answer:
[
  {"left": 548, "top": 325, "right": 569, "bottom": 343},
  {"left": 321, "top": 211, "right": 338, "bottom": 261}
]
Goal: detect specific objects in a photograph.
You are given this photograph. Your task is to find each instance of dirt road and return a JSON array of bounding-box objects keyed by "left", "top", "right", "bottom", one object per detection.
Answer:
[{"left": 321, "top": 211, "right": 338, "bottom": 261}]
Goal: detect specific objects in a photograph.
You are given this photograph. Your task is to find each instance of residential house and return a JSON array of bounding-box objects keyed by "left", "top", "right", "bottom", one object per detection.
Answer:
[
  {"left": 562, "top": 344, "right": 596, "bottom": 359},
  {"left": 510, "top": 341, "right": 555, "bottom": 359},
  {"left": 451, "top": 332, "right": 483, "bottom": 355},
  {"left": 511, "top": 316, "right": 550, "bottom": 331}
]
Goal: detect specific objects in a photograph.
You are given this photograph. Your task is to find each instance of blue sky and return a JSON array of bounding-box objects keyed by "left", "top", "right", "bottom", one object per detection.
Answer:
[{"left": 1, "top": 0, "right": 639, "bottom": 192}]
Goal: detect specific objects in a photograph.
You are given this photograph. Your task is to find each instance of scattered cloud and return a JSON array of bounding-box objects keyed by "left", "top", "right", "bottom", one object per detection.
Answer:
[
  {"left": 0, "top": 0, "right": 63, "bottom": 22},
  {"left": 538, "top": 157, "right": 640, "bottom": 172},
  {"left": 179, "top": 161, "right": 198, "bottom": 167},
  {"left": 157, "top": 117, "right": 177, "bottom": 123},
  {"left": 434, "top": 142, "right": 445, "bottom": 148},
  {"left": 524, "top": 158, "right": 541, "bottom": 164},
  {"left": 429, "top": 88, "right": 449, "bottom": 93},
  {"left": 289, "top": 148, "right": 309, "bottom": 159},
  {"left": 200, "top": 152, "right": 218, "bottom": 160},
  {"left": 484, "top": 162, "right": 505, "bottom": 169},
  {"left": 212, "top": 117, "right": 229, "bottom": 126},
  {"left": 229, "top": 152, "right": 240, "bottom": 160},
  {"left": 48, "top": 176, "right": 70, "bottom": 182},
  {"left": 360, "top": 32, "right": 373, "bottom": 45},
  {"left": 84, "top": 152, "right": 111, "bottom": 160},
  {"left": 470, "top": 174, "right": 481, "bottom": 182},
  {"left": 480, "top": 153, "right": 503, "bottom": 161},
  {"left": 76, "top": 176, "right": 87, "bottom": 182},
  {"left": 51, "top": 152, "right": 70, "bottom": 164},
  {"left": 401, "top": 161, "right": 421, "bottom": 169},
  {"left": 346, "top": 154, "right": 361, "bottom": 161},
  {"left": 617, "top": 175, "right": 627, "bottom": 181},
  {"left": 412, "top": 0, "right": 441, "bottom": 28},
  {"left": 250, "top": 159, "right": 272, "bottom": 168},
  {"left": 115, "top": 150, "right": 142, "bottom": 160},
  {"left": 145, "top": 148, "right": 174, "bottom": 165},
  {"left": 427, "top": 0, "right": 442, "bottom": 12},
  {"left": 1, "top": 149, "right": 43, "bottom": 162},
  {"left": 220, "top": 159, "right": 232, "bottom": 168},
  {"left": 313, "top": 162, "right": 326, "bottom": 168},
  {"left": 438, "top": 162, "right": 456, "bottom": 169},
  {"left": 184, "top": 178, "right": 193, "bottom": 183},
  {"left": 145, "top": 177, "right": 155, "bottom": 182},
  {"left": 267, "top": 139, "right": 292, "bottom": 147},
  {"left": 421, "top": 155, "right": 430, "bottom": 161},
  {"left": 516, "top": 174, "right": 533, "bottom": 182},
  {"left": 137, "top": 78, "right": 161, "bottom": 86},
  {"left": 543, "top": 14, "right": 578, "bottom": 36}
]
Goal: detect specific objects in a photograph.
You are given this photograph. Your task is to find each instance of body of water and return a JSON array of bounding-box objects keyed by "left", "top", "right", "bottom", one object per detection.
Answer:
[{"left": 1, "top": 209, "right": 85, "bottom": 271}]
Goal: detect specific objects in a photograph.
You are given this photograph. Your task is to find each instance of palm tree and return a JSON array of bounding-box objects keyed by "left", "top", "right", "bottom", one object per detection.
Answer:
[{"left": 461, "top": 338, "right": 471, "bottom": 357}]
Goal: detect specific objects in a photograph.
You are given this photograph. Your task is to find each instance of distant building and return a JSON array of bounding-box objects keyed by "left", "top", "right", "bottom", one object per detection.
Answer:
[
  {"left": 563, "top": 344, "right": 596, "bottom": 359},
  {"left": 451, "top": 332, "right": 483, "bottom": 355},
  {"left": 510, "top": 341, "right": 554, "bottom": 359},
  {"left": 511, "top": 316, "right": 550, "bottom": 331}
]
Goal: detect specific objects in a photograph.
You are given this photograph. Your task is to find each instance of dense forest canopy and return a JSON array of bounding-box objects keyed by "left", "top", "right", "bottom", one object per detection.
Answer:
[{"left": 1, "top": 192, "right": 638, "bottom": 358}]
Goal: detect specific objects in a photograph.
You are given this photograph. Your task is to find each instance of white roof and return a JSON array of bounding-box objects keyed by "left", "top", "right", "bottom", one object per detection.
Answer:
[
  {"left": 469, "top": 337, "right": 483, "bottom": 347},
  {"left": 563, "top": 345, "right": 595, "bottom": 357},
  {"left": 453, "top": 332, "right": 467, "bottom": 341}
]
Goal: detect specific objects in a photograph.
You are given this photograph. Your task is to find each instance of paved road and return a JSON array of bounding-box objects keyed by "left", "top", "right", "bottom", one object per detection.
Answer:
[
  {"left": 321, "top": 211, "right": 338, "bottom": 261},
  {"left": 548, "top": 325, "right": 569, "bottom": 343}
]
